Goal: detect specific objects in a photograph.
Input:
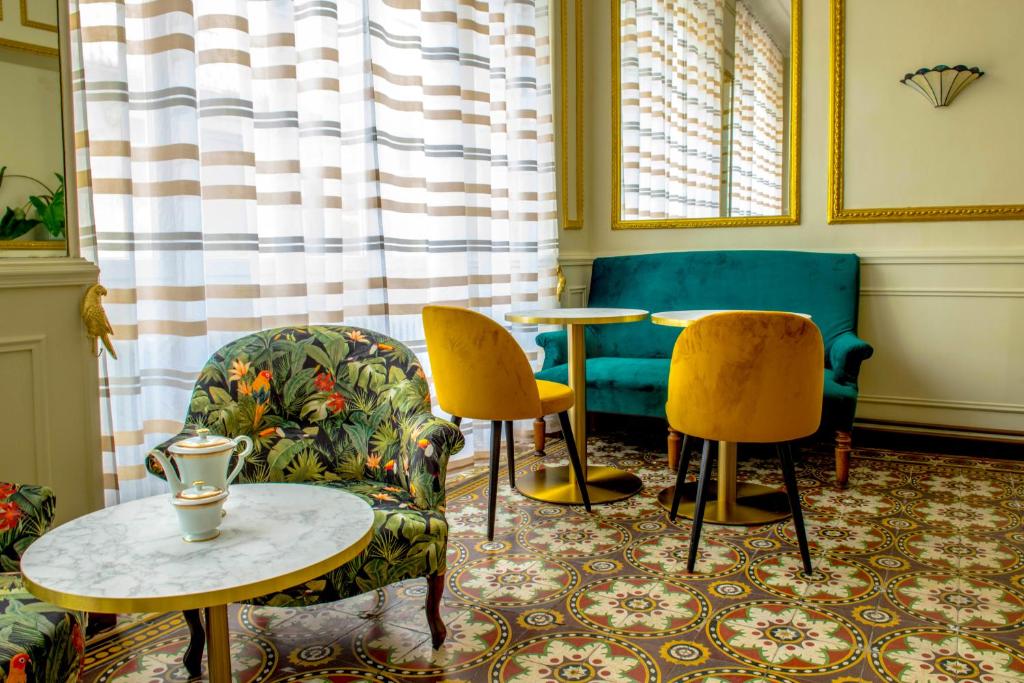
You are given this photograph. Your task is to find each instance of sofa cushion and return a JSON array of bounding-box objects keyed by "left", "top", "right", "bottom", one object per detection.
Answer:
[
  {"left": 585, "top": 251, "right": 861, "bottom": 361},
  {"left": 0, "top": 573, "right": 85, "bottom": 683},
  {"left": 537, "top": 358, "right": 672, "bottom": 418}
]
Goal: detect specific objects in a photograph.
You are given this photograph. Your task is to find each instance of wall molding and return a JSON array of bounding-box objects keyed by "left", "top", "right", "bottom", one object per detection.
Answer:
[
  {"left": 0, "top": 335, "right": 52, "bottom": 483},
  {"left": 559, "top": 249, "right": 1024, "bottom": 267},
  {"left": 0, "top": 257, "right": 99, "bottom": 289},
  {"left": 859, "top": 394, "right": 1024, "bottom": 415},
  {"left": 860, "top": 287, "right": 1024, "bottom": 298}
]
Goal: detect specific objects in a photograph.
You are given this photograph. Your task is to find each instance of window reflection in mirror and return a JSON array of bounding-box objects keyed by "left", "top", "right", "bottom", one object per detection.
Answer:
[
  {"left": 617, "top": 0, "right": 793, "bottom": 223},
  {"left": 0, "top": 0, "right": 68, "bottom": 256}
]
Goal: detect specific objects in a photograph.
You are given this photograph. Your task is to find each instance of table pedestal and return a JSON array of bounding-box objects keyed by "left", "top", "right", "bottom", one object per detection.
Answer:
[
  {"left": 519, "top": 323, "right": 642, "bottom": 505},
  {"left": 204, "top": 604, "right": 232, "bottom": 683},
  {"left": 656, "top": 441, "right": 791, "bottom": 525}
]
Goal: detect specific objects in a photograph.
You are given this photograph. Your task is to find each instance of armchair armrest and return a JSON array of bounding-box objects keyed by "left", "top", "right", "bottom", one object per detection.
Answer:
[
  {"left": 398, "top": 414, "right": 465, "bottom": 510},
  {"left": 0, "top": 482, "right": 56, "bottom": 571},
  {"left": 829, "top": 331, "right": 874, "bottom": 385},
  {"left": 536, "top": 330, "right": 567, "bottom": 368}
]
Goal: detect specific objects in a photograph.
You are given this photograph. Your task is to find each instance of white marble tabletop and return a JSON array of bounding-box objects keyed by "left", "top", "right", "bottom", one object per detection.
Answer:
[
  {"left": 506, "top": 307, "right": 648, "bottom": 325},
  {"left": 651, "top": 309, "right": 812, "bottom": 328},
  {"left": 20, "top": 484, "right": 374, "bottom": 613}
]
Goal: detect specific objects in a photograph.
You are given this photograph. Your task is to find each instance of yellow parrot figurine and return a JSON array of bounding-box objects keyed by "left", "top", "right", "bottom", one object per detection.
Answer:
[{"left": 81, "top": 284, "right": 117, "bottom": 359}]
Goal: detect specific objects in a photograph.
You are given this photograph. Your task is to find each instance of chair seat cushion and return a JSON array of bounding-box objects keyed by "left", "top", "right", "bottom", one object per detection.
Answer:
[
  {"left": 536, "top": 379, "right": 573, "bottom": 415},
  {"left": 0, "top": 573, "right": 85, "bottom": 683},
  {"left": 244, "top": 481, "right": 447, "bottom": 607}
]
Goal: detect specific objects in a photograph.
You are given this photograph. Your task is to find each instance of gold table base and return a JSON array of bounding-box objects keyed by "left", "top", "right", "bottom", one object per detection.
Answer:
[
  {"left": 517, "top": 465, "right": 643, "bottom": 505},
  {"left": 656, "top": 482, "right": 791, "bottom": 525}
]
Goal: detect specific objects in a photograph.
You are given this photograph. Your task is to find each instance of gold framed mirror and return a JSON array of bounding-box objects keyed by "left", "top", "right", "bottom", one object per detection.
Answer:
[
  {"left": 611, "top": 0, "right": 800, "bottom": 229},
  {"left": 0, "top": 0, "right": 70, "bottom": 256}
]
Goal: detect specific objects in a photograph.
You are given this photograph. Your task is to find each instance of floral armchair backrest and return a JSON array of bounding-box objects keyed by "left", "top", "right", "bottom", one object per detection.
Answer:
[
  {"left": 166, "top": 326, "right": 435, "bottom": 488},
  {"left": 0, "top": 483, "right": 55, "bottom": 573}
]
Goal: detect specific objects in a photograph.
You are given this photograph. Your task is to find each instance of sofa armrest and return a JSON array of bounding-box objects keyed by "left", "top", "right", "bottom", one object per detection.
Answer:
[
  {"left": 398, "top": 415, "right": 465, "bottom": 510},
  {"left": 536, "top": 330, "right": 568, "bottom": 368},
  {"left": 829, "top": 331, "right": 874, "bottom": 385},
  {"left": 0, "top": 482, "right": 56, "bottom": 571}
]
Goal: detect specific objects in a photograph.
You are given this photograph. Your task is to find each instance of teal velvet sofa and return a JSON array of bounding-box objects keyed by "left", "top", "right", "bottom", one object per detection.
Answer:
[{"left": 534, "top": 250, "right": 873, "bottom": 485}]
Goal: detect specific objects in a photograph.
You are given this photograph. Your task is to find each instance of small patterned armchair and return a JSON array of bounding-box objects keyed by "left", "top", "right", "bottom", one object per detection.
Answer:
[
  {"left": 0, "top": 483, "right": 85, "bottom": 683},
  {"left": 147, "top": 326, "right": 463, "bottom": 669}
]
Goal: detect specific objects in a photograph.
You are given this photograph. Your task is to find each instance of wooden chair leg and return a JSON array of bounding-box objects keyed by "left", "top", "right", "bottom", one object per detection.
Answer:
[
  {"left": 669, "top": 434, "right": 691, "bottom": 520},
  {"left": 557, "top": 411, "right": 592, "bottom": 512},
  {"left": 533, "top": 418, "right": 546, "bottom": 454},
  {"left": 487, "top": 421, "right": 501, "bottom": 541},
  {"left": 451, "top": 415, "right": 462, "bottom": 428},
  {"left": 425, "top": 572, "right": 447, "bottom": 649},
  {"left": 182, "top": 609, "right": 205, "bottom": 677},
  {"left": 686, "top": 440, "right": 715, "bottom": 573},
  {"left": 835, "top": 430, "right": 851, "bottom": 487},
  {"left": 779, "top": 443, "right": 813, "bottom": 575},
  {"left": 504, "top": 421, "right": 516, "bottom": 489},
  {"left": 667, "top": 427, "right": 681, "bottom": 471}
]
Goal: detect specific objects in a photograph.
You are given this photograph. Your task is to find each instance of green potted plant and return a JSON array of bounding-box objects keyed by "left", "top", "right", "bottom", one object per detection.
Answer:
[{"left": 0, "top": 166, "right": 66, "bottom": 241}]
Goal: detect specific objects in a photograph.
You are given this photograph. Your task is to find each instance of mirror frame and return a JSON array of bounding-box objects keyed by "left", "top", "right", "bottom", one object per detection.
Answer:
[{"left": 610, "top": 0, "right": 801, "bottom": 229}]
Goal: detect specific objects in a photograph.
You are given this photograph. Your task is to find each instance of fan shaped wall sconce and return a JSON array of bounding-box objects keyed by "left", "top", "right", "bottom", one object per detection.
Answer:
[{"left": 899, "top": 65, "right": 984, "bottom": 107}]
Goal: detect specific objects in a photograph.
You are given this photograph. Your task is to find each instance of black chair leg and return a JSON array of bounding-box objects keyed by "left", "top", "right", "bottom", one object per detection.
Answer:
[
  {"left": 451, "top": 415, "right": 462, "bottom": 428},
  {"left": 686, "top": 440, "right": 715, "bottom": 573},
  {"left": 504, "top": 421, "right": 516, "bottom": 489},
  {"left": 557, "top": 411, "right": 592, "bottom": 512},
  {"left": 182, "top": 609, "right": 205, "bottom": 677},
  {"left": 778, "top": 442, "right": 813, "bottom": 575},
  {"left": 669, "top": 434, "right": 694, "bottom": 520},
  {"left": 487, "top": 420, "right": 501, "bottom": 541}
]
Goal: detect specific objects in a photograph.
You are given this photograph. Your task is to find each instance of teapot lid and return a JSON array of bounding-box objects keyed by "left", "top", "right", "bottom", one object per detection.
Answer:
[
  {"left": 169, "top": 428, "right": 233, "bottom": 454},
  {"left": 174, "top": 480, "right": 227, "bottom": 505}
]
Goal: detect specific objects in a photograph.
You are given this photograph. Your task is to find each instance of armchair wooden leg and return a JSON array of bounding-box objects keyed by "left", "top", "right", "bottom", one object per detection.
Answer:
[
  {"left": 487, "top": 421, "right": 501, "bottom": 541},
  {"left": 667, "top": 427, "right": 681, "bottom": 471},
  {"left": 835, "top": 430, "right": 851, "bottom": 488},
  {"left": 533, "top": 418, "right": 546, "bottom": 454},
  {"left": 504, "top": 421, "right": 516, "bottom": 489},
  {"left": 425, "top": 572, "right": 447, "bottom": 649},
  {"left": 182, "top": 609, "right": 205, "bottom": 678},
  {"left": 686, "top": 440, "right": 715, "bottom": 573}
]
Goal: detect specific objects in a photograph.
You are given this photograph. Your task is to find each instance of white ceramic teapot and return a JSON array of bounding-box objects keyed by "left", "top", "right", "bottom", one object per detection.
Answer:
[{"left": 151, "top": 428, "right": 252, "bottom": 496}]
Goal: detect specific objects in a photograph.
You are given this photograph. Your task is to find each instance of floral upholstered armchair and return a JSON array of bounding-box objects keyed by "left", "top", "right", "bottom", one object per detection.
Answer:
[
  {"left": 0, "top": 483, "right": 85, "bottom": 683},
  {"left": 147, "top": 326, "right": 463, "bottom": 663}
]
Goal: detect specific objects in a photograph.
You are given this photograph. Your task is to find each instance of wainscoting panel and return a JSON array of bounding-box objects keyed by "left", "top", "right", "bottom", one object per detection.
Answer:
[{"left": 0, "top": 336, "right": 51, "bottom": 485}]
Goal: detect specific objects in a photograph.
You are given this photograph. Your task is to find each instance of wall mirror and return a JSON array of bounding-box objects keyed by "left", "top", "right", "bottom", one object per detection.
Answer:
[
  {"left": 612, "top": 0, "right": 800, "bottom": 229},
  {"left": 0, "top": 0, "right": 70, "bottom": 256}
]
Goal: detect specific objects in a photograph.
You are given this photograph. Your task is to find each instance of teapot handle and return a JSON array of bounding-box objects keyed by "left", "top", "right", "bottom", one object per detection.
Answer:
[{"left": 226, "top": 435, "right": 253, "bottom": 484}]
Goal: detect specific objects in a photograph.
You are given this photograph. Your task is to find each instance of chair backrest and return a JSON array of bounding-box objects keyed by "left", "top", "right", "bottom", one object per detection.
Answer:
[
  {"left": 666, "top": 312, "right": 824, "bottom": 443},
  {"left": 422, "top": 305, "right": 543, "bottom": 421},
  {"left": 586, "top": 250, "right": 861, "bottom": 360}
]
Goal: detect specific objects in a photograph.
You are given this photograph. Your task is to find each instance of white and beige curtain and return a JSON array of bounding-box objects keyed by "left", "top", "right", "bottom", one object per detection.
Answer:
[
  {"left": 729, "top": 0, "right": 784, "bottom": 216},
  {"left": 71, "top": 0, "right": 558, "bottom": 503},
  {"left": 620, "top": 0, "right": 723, "bottom": 219}
]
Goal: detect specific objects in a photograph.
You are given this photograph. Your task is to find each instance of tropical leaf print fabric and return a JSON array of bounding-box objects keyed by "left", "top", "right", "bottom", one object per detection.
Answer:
[
  {"left": 0, "top": 484, "right": 85, "bottom": 683},
  {"left": 147, "top": 326, "right": 463, "bottom": 604}
]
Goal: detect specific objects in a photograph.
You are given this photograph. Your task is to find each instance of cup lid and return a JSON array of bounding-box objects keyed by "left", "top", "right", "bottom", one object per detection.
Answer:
[
  {"left": 174, "top": 480, "right": 227, "bottom": 505},
  {"left": 169, "top": 428, "right": 233, "bottom": 454}
]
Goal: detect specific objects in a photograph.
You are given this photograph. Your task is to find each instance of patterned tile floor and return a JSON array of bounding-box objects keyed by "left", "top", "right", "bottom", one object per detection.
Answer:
[{"left": 83, "top": 431, "right": 1024, "bottom": 682}]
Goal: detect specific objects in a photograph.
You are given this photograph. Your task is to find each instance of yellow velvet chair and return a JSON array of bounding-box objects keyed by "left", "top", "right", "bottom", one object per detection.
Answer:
[
  {"left": 667, "top": 311, "right": 822, "bottom": 575},
  {"left": 422, "top": 305, "right": 591, "bottom": 540}
]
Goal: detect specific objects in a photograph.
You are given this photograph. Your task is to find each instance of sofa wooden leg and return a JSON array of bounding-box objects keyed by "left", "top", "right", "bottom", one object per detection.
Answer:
[
  {"left": 533, "top": 418, "right": 546, "bottom": 454},
  {"left": 835, "top": 430, "right": 852, "bottom": 488},
  {"left": 182, "top": 609, "right": 205, "bottom": 677},
  {"left": 667, "top": 427, "right": 681, "bottom": 471},
  {"left": 426, "top": 573, "right": 447, "bottom": 649}
]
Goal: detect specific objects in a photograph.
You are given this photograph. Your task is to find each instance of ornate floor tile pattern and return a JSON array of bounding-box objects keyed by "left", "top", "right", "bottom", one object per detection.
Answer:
[{"left": 83, "top": 433, "right": 1024, "bottom": 681}]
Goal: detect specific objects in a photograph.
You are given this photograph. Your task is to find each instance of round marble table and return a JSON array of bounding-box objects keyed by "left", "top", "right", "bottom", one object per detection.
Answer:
[
  {"left": 506, "top": 307, "right": 648, "bottom": 504},
  {"left": 652, "top": 309, "right": 810, "bottom": 525},
  {"left": 21, "top": 483, "right": 374, "bottom": 683}
]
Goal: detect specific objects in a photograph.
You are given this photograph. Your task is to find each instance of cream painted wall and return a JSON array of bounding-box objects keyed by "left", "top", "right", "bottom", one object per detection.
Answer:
[
  {"left": 0, "top": 46, "right": 64, "bottom": 241},
  {"left": 557, "top": 0, "right": 1024, "bottom": 437}
]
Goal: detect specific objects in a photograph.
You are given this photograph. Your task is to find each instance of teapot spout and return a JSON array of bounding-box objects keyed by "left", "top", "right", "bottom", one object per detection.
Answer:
[{"left": 150, "top": 449, "right": 183, "bottom": 494}]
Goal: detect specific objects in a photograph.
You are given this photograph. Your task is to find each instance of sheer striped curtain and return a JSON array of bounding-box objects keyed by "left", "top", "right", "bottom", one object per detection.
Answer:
[
  {"left": 620, "top": 0, "right": 723, "bottom": 219},
  {"left": 730, "top": 0, "right": 784, "bottom": 216},
  {"left": 71, "top": 0, "right": 557, "bottom": 503}
]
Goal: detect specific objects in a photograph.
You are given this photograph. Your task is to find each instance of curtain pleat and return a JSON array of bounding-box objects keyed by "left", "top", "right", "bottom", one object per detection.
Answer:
[
  {"left": 71, "top": 0, "right": 557, "bottom": 503},
  {"left": 730, "top": 0, "right": 784, "bottom": 216}
]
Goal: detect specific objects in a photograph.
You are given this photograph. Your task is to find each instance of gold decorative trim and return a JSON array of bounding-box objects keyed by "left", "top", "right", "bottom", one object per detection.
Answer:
[
  {"left": 558, "top": 0, "right": 583, "bottom": 230},
  {"left": 828, "top": 0, "right": 1024, "bottom": 224},
  {"left": 0, "top": 240, "right": 67, "bottom": 251},
  {"left": 611, "top": 0, "right": 801, "bottom": 230},
  {"left": 20, "top": 0, "right": 58, "bottom": 33}
]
